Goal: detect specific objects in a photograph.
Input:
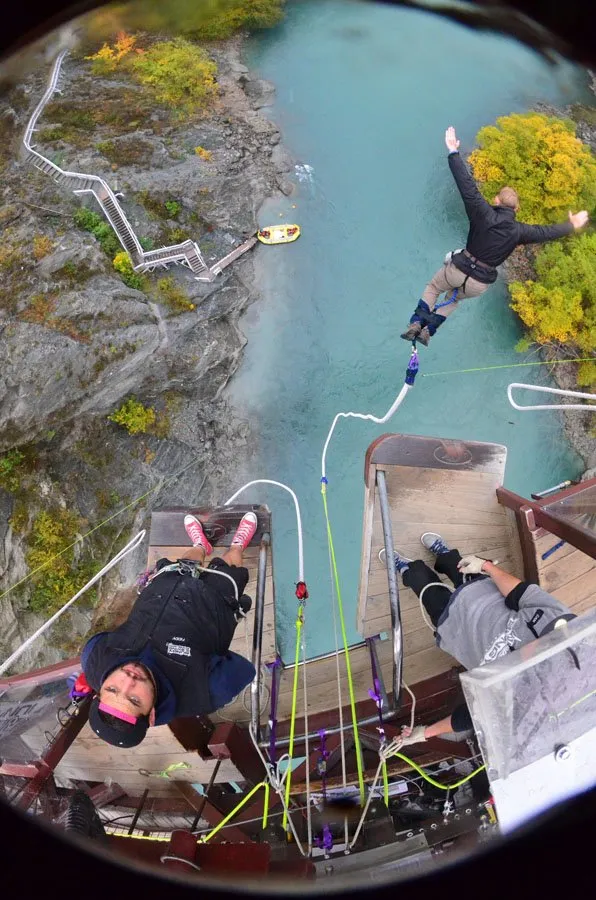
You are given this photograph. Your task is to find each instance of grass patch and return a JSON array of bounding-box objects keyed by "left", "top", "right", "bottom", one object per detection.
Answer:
[
  {"left": 154, "top": 276, "right": 195, "bottom": 313},
  {"left": 20, "top": 292, "right": 91, "bottom": 343},
  {"left": 0, "top": 245, "right": 25, "bottom": 275},
  {"left": 92, "top": 341, "right": 138, "bottom": 376},
  {"left": 135, "top": 190, "right": 184, "bottom": 221},
  {"left": 96, "top": 137, "right": 154, "bottom": 167},
  {"left": 569, "top": 104, "right": 596, "bottom": 127},
  {"left": 33, "top": 235, "right": 53, "bottom": 261},
  {"left": 54, "top": 260, "right": 95, "bottom": 285}
]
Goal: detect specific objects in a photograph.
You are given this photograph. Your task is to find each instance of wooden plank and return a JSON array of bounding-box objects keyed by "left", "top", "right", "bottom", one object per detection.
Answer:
[
  {"left": 538, "top": 548, "right": 595, "bottom": 593},
  {"left": 368, "top": 434, "right": 507, "bottom": 475},
  {"left": 549, "top": 566, "right": 596, "bottom": 610},
  {"left": 149, "top": 504, "right": 271, "bottom": 549}
]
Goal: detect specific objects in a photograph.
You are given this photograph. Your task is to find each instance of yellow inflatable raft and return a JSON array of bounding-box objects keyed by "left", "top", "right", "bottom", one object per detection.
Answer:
[{"left": 257, "top": 224, "right": 301, "bottom": 244}]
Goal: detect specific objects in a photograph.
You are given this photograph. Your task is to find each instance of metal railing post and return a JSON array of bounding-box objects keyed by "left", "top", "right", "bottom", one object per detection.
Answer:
[
  {"left": 376, "top": 469, "right": 403, "bottom": 710},
  {"left": 250, "top": 533, "right": 270, "bottom": 741}
]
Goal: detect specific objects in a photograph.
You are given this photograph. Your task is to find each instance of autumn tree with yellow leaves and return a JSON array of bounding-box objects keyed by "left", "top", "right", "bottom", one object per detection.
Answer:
[
  {"left": 86, "top": 34, "right": 217, "bottom": 118},
  {"left": 469, "top": 113, "right": 596, "bottom": 224},
  {"left": 470, "top": 112, "right": 596, "bottom": 388}
]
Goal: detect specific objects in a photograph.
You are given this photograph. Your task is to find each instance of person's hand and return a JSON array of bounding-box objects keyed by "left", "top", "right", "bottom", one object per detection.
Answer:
[
  {"left": 568, "top": 210, "right": 589, "bottom": 230},
  {"left": 400, "top": 725, "right": 427, "bottom": 746},
  {"left": 445, "top": 126, "right": 460, "bottom": 153},
  {"left": 457, "top": 555, "right": 488, "bottom": 575}
]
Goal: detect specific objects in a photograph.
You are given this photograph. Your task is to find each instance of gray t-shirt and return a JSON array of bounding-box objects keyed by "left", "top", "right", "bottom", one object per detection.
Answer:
[{"left": 436, "top": 578, "right": 574, "bottom": 670}]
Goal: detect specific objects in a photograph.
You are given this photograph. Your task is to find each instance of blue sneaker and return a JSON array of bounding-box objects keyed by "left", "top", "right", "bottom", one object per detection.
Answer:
[
  {"left": 378, "top": 547, "right": 412, "bottom": 574},
  {"left": 421, "top": 532, "right": 450, "bottom": 556}
]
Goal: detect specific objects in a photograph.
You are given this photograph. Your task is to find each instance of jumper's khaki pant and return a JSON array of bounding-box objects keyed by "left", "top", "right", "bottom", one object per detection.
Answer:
[{"left": 421, "top": 261, "right": 489, "bottom": 318}]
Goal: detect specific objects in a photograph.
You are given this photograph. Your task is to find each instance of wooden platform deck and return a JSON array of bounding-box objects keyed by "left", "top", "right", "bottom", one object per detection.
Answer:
[
  {"left": 356, "top": 433, "right": 523, "bottom": 687},
  {"left": 22, "top": 719, "right": 243, "bottom": 798}
]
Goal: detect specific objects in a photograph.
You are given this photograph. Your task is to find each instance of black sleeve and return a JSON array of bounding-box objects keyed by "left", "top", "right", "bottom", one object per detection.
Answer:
[
  {"left": 448, "top": 152, "right": 493, "bottom": 222},
  {"left": 504, "top": 581, "right": 532, "bottom": 611},
  {"left": 517, "top": 221, "right": 573, "bottom": 245},
  {"left": 450, "top": 703, "right": 473, "bottom": 733}
]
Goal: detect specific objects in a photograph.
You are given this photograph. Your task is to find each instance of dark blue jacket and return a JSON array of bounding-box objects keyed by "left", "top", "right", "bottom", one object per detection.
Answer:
[
  {"left": 448, "top": 151, "right": 573, "bottom": 281},
  {"left": 81, "top": 571, "right": 255, "bottom": 721}
]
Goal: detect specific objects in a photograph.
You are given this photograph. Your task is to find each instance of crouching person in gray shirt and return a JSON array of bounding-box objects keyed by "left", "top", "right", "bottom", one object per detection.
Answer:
[{"left": 381, "top": 530, "right": 575, "bottom": 743}]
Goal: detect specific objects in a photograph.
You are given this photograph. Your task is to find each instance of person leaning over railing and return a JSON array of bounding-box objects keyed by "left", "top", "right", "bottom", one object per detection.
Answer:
[{"left": 80, "top": 512, "right": 258, "bottom": 749}]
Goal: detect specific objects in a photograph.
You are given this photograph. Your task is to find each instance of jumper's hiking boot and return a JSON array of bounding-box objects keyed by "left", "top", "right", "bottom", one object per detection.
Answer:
[
  {"left": 416, "top": 326, "right": 432, "bottom": 346},
  {"left": 231, "top": 512, "right": 258, "bottom": 550},
  {"left": 378, "top": 547, "right": 412, "bottom": 574},
  {"left": 400, "top": 322, "right": 422, "bottom": 343},
  {"left": 184, "top": 515, "right": 213, "bottom": 555},
  {"left": 421, "top": 532, "right": 450, "bottom": 556}
]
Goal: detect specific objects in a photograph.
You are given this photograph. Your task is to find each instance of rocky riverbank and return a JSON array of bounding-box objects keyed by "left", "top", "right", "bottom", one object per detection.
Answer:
[{"left": 0, "top": 33, "right": 296, "bottom": 671}]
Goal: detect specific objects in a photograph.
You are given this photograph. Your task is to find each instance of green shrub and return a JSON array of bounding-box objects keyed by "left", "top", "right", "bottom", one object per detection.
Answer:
[
  {"left": 189, "top": 0, "right": 284, "bottom": 39},
  {"left": 164, "top": 199, "right": 182, "bottom": 218},
  {"left": 509, "top": 232, "right": 596, "bottom": 386},
  {"left": 74, "top": 207, "right": 121, "bottom": 257},
  {"left": 26, "top": 508, "right": 96, "bottom": 615},
  {"left": 109, "top": 397, "right": 156, "bottom": 434},
  {"left": 130, "top": 39, "right": 218, "bottom": 118},
  {"left": 113, "top": 251, "right": 147, "bottom": 290},
  {"left": 469, "top": 113, "right": 596, "bottom": 224},
  {"left": 0, "top": 450, "right": 25, "bottom": 492},
  {"left": 82, "top": 0, "right": 283, "bottom": 43}
]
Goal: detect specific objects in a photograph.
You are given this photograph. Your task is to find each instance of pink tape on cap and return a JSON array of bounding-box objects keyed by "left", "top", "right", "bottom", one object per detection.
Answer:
[{"left": 98, "top": 702, "right": 138, "bottom": 725}]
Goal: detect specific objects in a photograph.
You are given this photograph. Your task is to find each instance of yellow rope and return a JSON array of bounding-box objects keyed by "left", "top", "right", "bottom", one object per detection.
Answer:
[
  {"left": 392, "top": 751, "right": 486, "bottom": 790},
  {"left": 382, "top": 759, "right": 389, "bottom": 807},
  {"left": 282, "top": 610, "right": 304, "bottom": 829},
  {"left": 262, "top": 782, "right": 270, "bottom": 830},
  {"left": 199, "top": 781, "right": 267, "bottom": 843},
  {"left": 321, "top": 482, "right": 365, "bottom": 805}
]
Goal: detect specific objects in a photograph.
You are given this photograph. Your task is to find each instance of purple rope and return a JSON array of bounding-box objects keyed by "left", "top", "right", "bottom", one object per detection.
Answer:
[
  {"left": 266, "top": 656, "right": 282, "bottom": 764},
  {"left": 367, "top": 639, "right": 386, "bottom": 745},
  {"left": 314, "top": 823, "right": 333, "bottom": 852}
]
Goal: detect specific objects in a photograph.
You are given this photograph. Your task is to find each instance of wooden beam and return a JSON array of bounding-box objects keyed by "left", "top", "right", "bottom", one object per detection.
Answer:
[
  {"left": 168, "top": 716, "right": 214, "bottom": 759},
  {"left": 207, "top": 723, "right": 264, "bottom": 784}
]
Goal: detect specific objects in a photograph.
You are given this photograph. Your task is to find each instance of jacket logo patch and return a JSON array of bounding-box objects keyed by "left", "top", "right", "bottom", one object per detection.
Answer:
[{"left": 166, "top": 642, "right": 191, "bottom": 657}]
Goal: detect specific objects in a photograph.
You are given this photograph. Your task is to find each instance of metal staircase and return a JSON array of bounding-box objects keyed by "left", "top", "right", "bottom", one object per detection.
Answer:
[{"left": 23, "top": 50, "right": 219, "bottom": 281}]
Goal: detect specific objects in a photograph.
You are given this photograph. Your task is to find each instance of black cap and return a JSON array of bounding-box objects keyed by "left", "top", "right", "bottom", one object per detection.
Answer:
[{"left": 88, "top": 698, "right": 149, "bottom": 749}]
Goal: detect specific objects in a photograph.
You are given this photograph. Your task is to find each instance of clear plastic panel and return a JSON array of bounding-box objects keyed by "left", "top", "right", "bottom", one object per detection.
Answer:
[
  {"left": 543, "top": 483, "right": 596, "bottom": 538},
  {"left": 460, "top": 609, "right": 596, "bottom": 781},
  {"left": 0, "top": 668, "right": 79, "bottom": 763}
]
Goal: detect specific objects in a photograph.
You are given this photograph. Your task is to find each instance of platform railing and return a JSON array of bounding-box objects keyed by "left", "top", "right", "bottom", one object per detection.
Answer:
[
  {"left": 497, "top": 480, "right": 596, "bottom": 563},
  {"left": 250, "top": 533, "right": 270, "bottom": 741},
  {"left": 376, "top": 469, "right": 403, "bottom": 712}
]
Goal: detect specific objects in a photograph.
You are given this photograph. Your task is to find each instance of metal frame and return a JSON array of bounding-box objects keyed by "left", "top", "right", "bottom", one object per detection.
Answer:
[{"left": 376, "top": 469, "right": 403, "bottom": 710}]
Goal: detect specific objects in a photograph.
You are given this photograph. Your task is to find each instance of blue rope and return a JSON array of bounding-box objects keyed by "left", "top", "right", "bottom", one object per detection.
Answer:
[{"left": 435, "top": 288, "right": 459, "bottom": 311}]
